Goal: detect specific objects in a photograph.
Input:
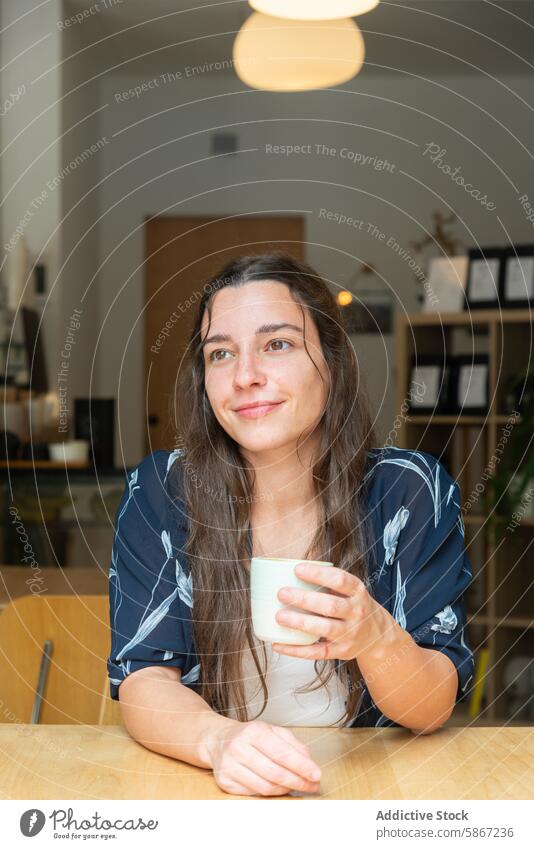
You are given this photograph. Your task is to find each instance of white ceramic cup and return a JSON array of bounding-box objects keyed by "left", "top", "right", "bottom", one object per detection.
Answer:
[{"left": 251, "top": 556, "right": 333, "bottom": 645}]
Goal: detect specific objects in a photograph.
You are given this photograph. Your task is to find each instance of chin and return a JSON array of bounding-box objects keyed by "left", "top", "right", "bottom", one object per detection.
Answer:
[{"left": 235, "top": 430, "right": 293, "bottom": 453}]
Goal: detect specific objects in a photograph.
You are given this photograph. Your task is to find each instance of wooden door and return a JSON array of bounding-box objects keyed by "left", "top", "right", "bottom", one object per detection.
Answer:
[{"left": 144, "top": 215, "right": 305, "bottom": 452}]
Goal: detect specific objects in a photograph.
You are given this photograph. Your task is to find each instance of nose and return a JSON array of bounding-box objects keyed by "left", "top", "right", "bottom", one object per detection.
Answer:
[{"left": 232, "top": 348, "right": 267, "bottom": 391}]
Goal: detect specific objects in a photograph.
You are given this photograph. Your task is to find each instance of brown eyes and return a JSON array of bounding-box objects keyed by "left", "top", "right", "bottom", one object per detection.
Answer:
[{"left": 207, "top": 339, "right": 293, "bottom": 363}]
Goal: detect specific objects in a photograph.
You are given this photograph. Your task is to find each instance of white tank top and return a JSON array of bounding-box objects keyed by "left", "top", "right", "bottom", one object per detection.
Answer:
[{"left": 226, "top": 636, "right": 350, "bottom": 726}]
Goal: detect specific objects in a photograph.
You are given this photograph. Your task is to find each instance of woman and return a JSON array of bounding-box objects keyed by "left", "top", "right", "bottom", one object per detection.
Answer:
[{"left": 108, "top": 253, "right": 474, "bottom": 797}]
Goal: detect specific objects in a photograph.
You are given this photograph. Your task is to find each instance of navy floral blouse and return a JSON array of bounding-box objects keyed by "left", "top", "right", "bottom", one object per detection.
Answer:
[{"left": 107, "top": 446, "right": 474, "bottom": 727}]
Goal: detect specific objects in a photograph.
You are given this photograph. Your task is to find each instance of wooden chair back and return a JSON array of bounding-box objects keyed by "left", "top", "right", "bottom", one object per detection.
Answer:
[{"left": 0, "top": 594, "right": 122, "bottom": 725}]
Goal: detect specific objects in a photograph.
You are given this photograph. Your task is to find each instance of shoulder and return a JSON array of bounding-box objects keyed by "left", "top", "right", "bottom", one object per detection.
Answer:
[
  {"left": 364, "top": 446, "right": 455, "bottom": 494},
  {"left": 121, "top": 448, "right": 187, "bottom": 528},
  {"left": 363, "top": 446, "right": 460, "bottom": 531}
]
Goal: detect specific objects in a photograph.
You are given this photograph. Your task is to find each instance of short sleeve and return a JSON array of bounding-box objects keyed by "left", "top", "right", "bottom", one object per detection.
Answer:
[
  {"left": 107, "top": 450, "right": 198, "bottom": 700},
  {"left": 380, "top": 451, "right": 475, "bottom": 703}
]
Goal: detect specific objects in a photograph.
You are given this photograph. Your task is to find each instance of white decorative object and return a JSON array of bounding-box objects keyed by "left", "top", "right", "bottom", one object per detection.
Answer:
[
  {"left": 48, "top": 440, "right": 89, "bottom": 463},
  {"left": 423, "top": 256, "right": 468, "bottom": 313}
]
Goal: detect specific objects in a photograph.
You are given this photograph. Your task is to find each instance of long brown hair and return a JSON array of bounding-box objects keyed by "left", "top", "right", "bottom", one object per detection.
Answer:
[{"left": 170, "top": 252, "right": 378, "bottom": 725}]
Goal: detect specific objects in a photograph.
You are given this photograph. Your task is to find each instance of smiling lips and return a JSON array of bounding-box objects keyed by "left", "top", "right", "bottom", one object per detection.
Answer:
[{"left": 233, "top": 401, "right": 285, "bottom": 419}]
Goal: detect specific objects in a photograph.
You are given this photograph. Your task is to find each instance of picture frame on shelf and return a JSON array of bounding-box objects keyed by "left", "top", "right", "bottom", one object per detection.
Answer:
[
  {"left": 465, "top": 247, "right": 504, "bottom": 310},
  {"left": 502, "top": 245, "right": 534, "bottom": 308},
  {"left": 407, "top": 355, "right": 454, "bottom": 414},
  {"left": 451, "top": 354, "right": 490, "bottom": 415}
]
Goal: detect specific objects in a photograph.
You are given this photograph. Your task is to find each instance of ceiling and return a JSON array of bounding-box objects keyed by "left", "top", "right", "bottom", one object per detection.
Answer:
[{"left": 66, "top": 0, "right": 534, "bottom": 76}]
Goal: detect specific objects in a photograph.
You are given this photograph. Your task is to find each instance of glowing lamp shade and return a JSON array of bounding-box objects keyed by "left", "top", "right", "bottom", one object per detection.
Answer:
[
  {"left": 337, "top": 290, "right": 353, "bottom": 306},
  {"left": 249, "top": 0, "right": 379, "bottom": 20},
  {"left": 233, "top": 14, "right": 365, "bottom": 91}
]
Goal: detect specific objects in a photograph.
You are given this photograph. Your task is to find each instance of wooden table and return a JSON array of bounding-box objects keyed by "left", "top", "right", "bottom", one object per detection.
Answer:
[{"left": 0, "top": 724, "right": 532, "bottom": 799}]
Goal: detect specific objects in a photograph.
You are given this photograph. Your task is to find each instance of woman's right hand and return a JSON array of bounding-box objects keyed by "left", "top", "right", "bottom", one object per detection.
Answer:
[{"left": 205, "top": 719, "right": 322, "bottom": 797}]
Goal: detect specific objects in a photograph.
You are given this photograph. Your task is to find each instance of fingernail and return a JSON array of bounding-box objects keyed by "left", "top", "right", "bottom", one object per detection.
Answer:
[{"left": 311, "top": 769, "right": 321, "bottom": 781}]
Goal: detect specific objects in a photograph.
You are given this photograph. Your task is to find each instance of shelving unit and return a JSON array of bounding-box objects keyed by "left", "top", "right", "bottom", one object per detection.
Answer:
[
  {"left": 395, "top": 308, "right": 534, "bottom": 725},
  {"left": 0, "top": 463, "right": 126, "bottom": 567}
]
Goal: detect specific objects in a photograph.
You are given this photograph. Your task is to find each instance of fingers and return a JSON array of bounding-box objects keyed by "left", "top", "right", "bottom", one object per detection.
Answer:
[
  {"left": 270, "top": 725, "right": 314, "bottom": 759},
  {"left": 225, "top": 762, "right": 292, "bottom": 797},
  {"left": 278, "top": 588, "right": 349, "bottom": 619},
  {"left": 251, "top": 728, "right": 322, "bottom": 785},
  {"left": 242, "top": 744, "right": 321, "bottom": 794}
]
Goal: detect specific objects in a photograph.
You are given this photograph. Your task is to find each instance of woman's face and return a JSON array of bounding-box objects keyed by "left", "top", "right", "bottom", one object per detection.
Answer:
[{"left": 200, "top": 280, "right": 330, "bottom": 457}]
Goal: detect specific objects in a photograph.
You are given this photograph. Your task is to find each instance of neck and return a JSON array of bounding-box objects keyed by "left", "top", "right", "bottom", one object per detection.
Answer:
[{"left": 242, "top": 437, "right": 320, "bottom": 520}]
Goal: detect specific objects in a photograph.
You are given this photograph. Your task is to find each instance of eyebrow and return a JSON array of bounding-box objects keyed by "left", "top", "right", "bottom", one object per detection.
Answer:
[{"left": 201, "top": 322, "right": 304, "bottom": 349}]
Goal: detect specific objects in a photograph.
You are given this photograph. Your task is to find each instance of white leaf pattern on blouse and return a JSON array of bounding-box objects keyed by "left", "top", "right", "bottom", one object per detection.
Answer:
[
  {"left": 380, "top": 506, "right": 410, "bottom": 577},
  {"left": 119, "top": 659, "right": 131, "bottom": 676},
  {"left": 181, "top": 663, "right": 200, "bottom": 684},
  {"left": 176, "top": 558, "right": 193, "bottom": 608},
  {"left": 135, "top": 530, "right": 174, "bottom": 634},
  {"left": 364, "top": 449, "right": 442, "bottom": 527},
  {"left": 109, "top": 467, "right": 141, "bottom": 630},
  {"left": 163, "top": 650, "right": 174, "bottom": 661},
  {"left": 115, "top": 585, "right": 180, "bottom": 661},
  {"left": 161, "top": 529, "right": 172, "bottom": 559},
  {"left": 164, "top": 448, "right": 185, "bottom": 484},
  {"left": 392, "top": 562, "right": 407, "bottom": 629},
  {"left": 430, "top": 605, "right": 458, "bottom": 644}
]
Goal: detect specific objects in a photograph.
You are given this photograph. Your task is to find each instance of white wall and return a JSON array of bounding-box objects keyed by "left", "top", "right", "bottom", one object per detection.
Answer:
[
  {"left": 0, "top": 0, "right": 63, "bottom": 387},
  {"left": 95, "top": 69, "right": 534, "bottom": 465},
  {"left": 59, "top": 0, "right": 102, "bottom": 404}
]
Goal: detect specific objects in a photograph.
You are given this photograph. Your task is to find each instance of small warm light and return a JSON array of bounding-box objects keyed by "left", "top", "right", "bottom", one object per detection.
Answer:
[
  {"left": 249, "top": 0, "right": 379, "bottom": 20},
  {"left": 337, "top": 290, "right": 353, "bottom": 306},
  {"left": 233, "top": 13, "right": 365, "bottom": 92}
]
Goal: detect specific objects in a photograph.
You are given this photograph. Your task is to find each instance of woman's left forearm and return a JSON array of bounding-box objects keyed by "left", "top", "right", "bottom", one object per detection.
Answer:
[{"left": 356, "top": 606, "right": 458, "bottom": 734}]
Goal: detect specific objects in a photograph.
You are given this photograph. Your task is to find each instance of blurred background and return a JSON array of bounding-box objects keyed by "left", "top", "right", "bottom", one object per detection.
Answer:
[{"left": 0, "top": 0, "right": 533, "bottom": 727}]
